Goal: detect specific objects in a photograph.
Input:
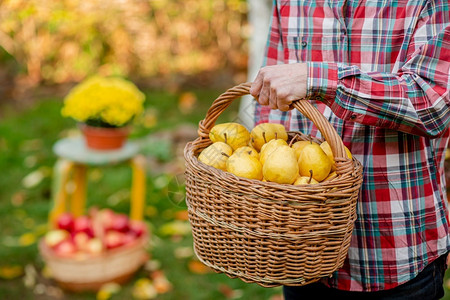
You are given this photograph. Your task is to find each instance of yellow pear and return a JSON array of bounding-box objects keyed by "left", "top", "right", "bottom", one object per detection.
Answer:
[
  {"left": 298, "top": 143, "right": 332, "bottom": 182},
  {"left": 250, "top": 123, "right": 288, "bottom": 151},
  {"left": 209, "top": 122, "right": 251, "bottom": 151},
  {"left": 292, "top": 140, "right": 319, "bottom": 160},
  {"left": 323, "top": 171, "right": 338, "bottom": 182},
  {"left": 320, "top": 141, "right": 352, "bottom": 171},
  {"left": 198, "top": 142, "right": 232, "bottom": 171},
  {"left": 233, "top": 146, "right": 259, "bottom": 160},
  {"left": 260, "top": 139, "right": 288, "bottom": 165},
  {"left": 293, "top": 174, "right": 319, "bottom": 185},
  {"left": 226, "top": 151, "right": 263, "bottom": 180},
  {"left": 263, "top": 145, "right": 299, "bottom": 184}
]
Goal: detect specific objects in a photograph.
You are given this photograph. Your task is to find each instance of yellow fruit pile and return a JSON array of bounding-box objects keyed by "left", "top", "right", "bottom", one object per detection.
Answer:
[{"left": 198, "top": 122, "right": 352, "bottom": 185}]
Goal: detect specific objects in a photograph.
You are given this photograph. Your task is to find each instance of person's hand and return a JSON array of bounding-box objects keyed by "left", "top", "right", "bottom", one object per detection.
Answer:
[{"left": 250, "top": 63, "right": 308, "bottom": 111}]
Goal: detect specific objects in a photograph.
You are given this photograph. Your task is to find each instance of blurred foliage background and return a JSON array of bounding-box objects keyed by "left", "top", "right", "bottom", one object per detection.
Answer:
[
  {"left": 0, "top": 0, "right": 249, "bottom": 106},
  {"left": 1, "top": 1, "right": 450, "bottom": 299}
]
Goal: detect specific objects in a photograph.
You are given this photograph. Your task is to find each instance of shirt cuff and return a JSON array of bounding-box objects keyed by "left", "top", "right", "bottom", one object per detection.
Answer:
[{"left": 306, "top": 62, "right": 339, "bottom": 106}]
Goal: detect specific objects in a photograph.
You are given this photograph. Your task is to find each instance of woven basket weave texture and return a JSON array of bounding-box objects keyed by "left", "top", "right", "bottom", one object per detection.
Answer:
[{"left": 39, "top": 233, "right": 148, "bottom": 291}]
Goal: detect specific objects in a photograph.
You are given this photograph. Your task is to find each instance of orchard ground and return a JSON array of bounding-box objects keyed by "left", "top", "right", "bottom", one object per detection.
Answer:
[{"left": 0, "top": 87, "right": 449, "bottom": 299}]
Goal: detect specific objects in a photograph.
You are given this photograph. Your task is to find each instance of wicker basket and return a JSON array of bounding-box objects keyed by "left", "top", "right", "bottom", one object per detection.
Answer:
[
  {"left": 184, "top": 82, "right": 363, "bottom": 287},
  {"left": 39, "top": 232, "right": 148, "bottom": 292}
]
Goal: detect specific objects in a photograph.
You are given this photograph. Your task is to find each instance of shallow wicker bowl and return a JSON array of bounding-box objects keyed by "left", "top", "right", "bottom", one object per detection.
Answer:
[
  {"left": 184, "top": 83, "right": 363, "bottom": 287},
  {"left": 39, "top": 233, "right": 148, "bottom": 292}
]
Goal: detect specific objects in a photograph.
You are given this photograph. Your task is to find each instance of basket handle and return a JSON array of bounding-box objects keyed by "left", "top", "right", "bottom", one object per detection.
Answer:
[{"left": 197, "top": 82, "right": 354, "bottom": 175}]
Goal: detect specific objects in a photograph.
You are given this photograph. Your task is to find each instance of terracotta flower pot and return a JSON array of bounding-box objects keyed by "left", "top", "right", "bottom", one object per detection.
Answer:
[{"left": 80, "top": 124, "right": 130, "bottom": 150}]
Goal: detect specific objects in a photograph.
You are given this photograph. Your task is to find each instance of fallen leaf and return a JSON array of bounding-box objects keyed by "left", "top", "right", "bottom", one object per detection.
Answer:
[
  {"left": 145, "top": 206, "right": 158, "bottom": 218},
  {"left": 23, "top": 264, "right": 37, "bottom": 288},
  {"left": 22, "top": 170, "right": 45, "bottom": 189},
  {"left": 159, "top": 220, "right": 191, "bottom": 237},
  {"left": 89, "top": 168, "right": 104, "bottom": 182},
  {"left": 107, "top": 189, "right": 129, "bottom": 206},
  {"left": 45, "top": 286, "right": 64, "bottom": 298},
  {"left": 19, "top": 232, "right": 37, "bottom": 246},
  {"left": 151, "top": 271, "right": 172, "bottom": 294},
  {"left": 144, "top": 260, "right": 162, "bottom": 272},
  {"left": 132, "top": 278, "right": 157, "bottom": 299},
  {"left": 97, "top": 282, "right": 122, "bottom": 300},
  {"left": 24, "top": 154, "right": 38, "bottom": 168},
  {"left": 218, "top": 284, "right": 244, "bottom": 299},
  {"left": 188, "top": 260, "right": 212, "bottom": 274},
  {"left": 11, "top": 192, "right": 25, "bottom": 207},
  {"left": 0, "top": 265, "right": 23, "bottom": 279},
  {"left": 178, "top": 92, "right": 197, "bottom": 113},
  {"left": 154, "top": 175, "right": 170, "bottom": 189},
  {"left": 41, "top": 265, "right": 53, "bottom": 279},
  {"left": 174, "top": 246, "right": 193, "bottom": 259},
  {"left": 22, "top": 167, "right": 51, "bottom": 189},
  {"left": 33, "top": 283, "right": 46, "bottom": 295},
  {"left": 141, "top": 108, "right": 158, "bottom": 129},
  {"left": 174, "top": 210, "right": 189, "bottom": 221},
  {"left": 170, "top": 235, "right": 183, "bottom": 243},
  {"left": 96, "top": 289, "right": 112, "bottom": 300},
  {"left": 446, "top": 278, "right": 450, "bottom": 290},
  {"left": 218, "top": 284, "right": 234, "bottom": 299}
]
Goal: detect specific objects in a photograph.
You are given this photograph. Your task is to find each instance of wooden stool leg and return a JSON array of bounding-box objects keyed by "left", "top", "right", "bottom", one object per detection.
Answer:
[
  {"left": 49, "top": 159, "right": 75, "bottom": 228},
  {"left": 130, "top": 155, "right": 146, "bottom": 221},
  {"left": 71, "top": 164, "right": 87, "bottom": 217}
]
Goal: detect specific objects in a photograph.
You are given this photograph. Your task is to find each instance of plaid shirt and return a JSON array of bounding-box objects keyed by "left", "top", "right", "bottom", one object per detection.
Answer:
[{"left": 255, "top": 0, "right": 450, "bottom": 292}]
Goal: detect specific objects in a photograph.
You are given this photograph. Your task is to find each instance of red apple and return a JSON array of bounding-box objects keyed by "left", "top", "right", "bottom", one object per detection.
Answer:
[
  {"left": 86, "top": 237, "right": 103, "bottom": 254},
  {"left": 111, "top": 213, "right": 130, "bottom": 233},
  {"left": 129, "top": 220, "right": 146, "bottom": 238},
  {"left": 104, "top": 231, "right": 126, "bottom": 249},
  {"left": 73, "top": 232, "right": 90, "bottom": 251},
  {"left": 123, "top": 232, "right": 138, "bottom": 245},
  {"left": 56, "top": 212, "right": 74, "bottom": 232},
  {"left": 98, "top": 208, "right": 115, "bottom": 230},
  {"left": 44, "top": 229, "right": 70, "bottom": 248},
  {"left": 73, "top": 215, "right": 93, "bottom": 237},
  {"left": 53, "top": 239, "right": 77, "bottom": 257}
]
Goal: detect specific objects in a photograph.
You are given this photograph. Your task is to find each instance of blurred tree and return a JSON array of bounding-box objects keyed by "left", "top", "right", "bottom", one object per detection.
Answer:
[{"left": 0, "top": 0, "right": 248, "bottom": 99}]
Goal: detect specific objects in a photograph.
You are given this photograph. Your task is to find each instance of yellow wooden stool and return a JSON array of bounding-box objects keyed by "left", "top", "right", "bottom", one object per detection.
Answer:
[{"left": 49, "top": 136, "right": 146, "bottom": 226}]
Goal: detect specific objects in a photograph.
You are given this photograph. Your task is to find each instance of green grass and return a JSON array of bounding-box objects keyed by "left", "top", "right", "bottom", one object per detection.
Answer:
[{"left": 1, "top": 89, "right": 449, "bottom": 299}]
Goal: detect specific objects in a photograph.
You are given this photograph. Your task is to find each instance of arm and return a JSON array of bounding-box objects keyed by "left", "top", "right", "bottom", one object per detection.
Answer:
[
  {"left": 311, "top": 22, "right": 450, "bottom": 138},
  {"left": 252, "top": 1, "right": 450, "bottom": 138}
]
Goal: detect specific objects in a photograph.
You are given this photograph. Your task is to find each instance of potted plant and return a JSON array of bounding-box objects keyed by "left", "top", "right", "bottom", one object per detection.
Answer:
[{"left": 61, "top": 76, "right": 145, "bottom": 150}]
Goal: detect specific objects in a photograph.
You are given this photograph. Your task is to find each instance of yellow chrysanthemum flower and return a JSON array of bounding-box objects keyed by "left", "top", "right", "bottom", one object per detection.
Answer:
[{"left": 61, "top": 76, "right": 145, "bottom": 127}]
